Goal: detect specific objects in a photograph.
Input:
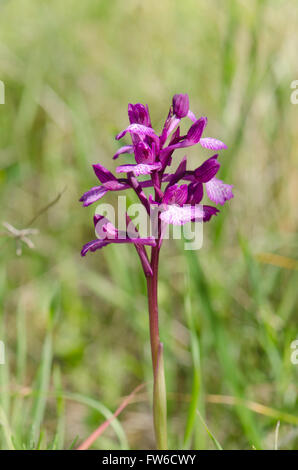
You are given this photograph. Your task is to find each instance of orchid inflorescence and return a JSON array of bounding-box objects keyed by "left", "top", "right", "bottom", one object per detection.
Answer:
[
  {"left": 80, "top": 94, "right": 233, "bottom": 449},
  {"left": 80, "top": 93, "right": 233, "bottom": 261}
]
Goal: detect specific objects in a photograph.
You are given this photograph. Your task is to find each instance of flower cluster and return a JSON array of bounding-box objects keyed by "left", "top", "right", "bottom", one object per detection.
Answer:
[{"left": 80, "top": 94, "right": 233, "bottom": 257}]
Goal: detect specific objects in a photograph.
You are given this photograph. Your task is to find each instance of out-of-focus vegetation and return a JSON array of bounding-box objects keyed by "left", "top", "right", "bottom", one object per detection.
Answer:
[{"left": 0, "top": 0, "right": 297, "bottom": 450}]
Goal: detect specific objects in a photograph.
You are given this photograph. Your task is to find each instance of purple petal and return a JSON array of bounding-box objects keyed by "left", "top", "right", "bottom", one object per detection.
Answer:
[
  {"left": 172, "top": 94, "right": 189, "bottom": 118},
  {"left": 162, "top": 185, "right": 177, "bottom": 205},
  {"left": 80, "top": 178, "right": 164, "bottom": 208},
  {"left": 159, "top": 126, "right": 182, "bottom": 166},
  {"left": 116, "top": 162, "right": 161, "bottom": 176},
  {"left": 81, "top": 239, "right": 110, "bottom": 256},
  {"left": 194, "top": 155, "right": 220, "bottom": 183},
  {"left": 128, "top": 103, "right": 151, "bottom": 127},
  {"left": 94, "top": 216, "right": 118, "bottom": 239},
  {"left": 187, "top": 182, "right": 203, "bottom": 205},
  {"left": 159, "top": 117, "right": 207, "bottom": 157},
  {"left": 93, "top": 214, "right": 105, "bottom": 227},
  {"left": 92, "top": 164, "right": 117, "bottom": 183},
  {"left": 159, "top": 107, "right": 173, "bottom": 147},
  {"left": 81, "top": 236, "right": 156, "bottom": 256},
  {"left": 93, "top": 215, "right": 155, "bottom": 244},
  {"left": 148, "top": 194, "right": 159, "bottom": 206},
  {"left": 187, "top": 117, "right": 208, "bottom": 144},
  {"left": 200, "top": 138, "right": 227, "bottom": 150},
  {"left": 134, "top": 141, "right": 155, "bottom": 164},
  {"left": 174, "top": 184, "right": 188, "bottom": 205},
  {"left": 116, "top": 124, "right": 159, "bottom": 146},
  {"left": 79, "top": 186, "right": 108, "bottom": 207},
  {"left": 169, "top": 126, "right": 181, "bottom": 145},
  {"left": 102, "top": 180, "right": 127, "bottom": 191},
  {"left": 201, "top": 205, "right": 220, "bottom": 222},
  {"left": 165, "top": 116, "right": 180, "bottom": 139},
  {"left": 163, "top": 184, "right": 188, "bottom": 206},
  {"left": 205, "top": 177, "right": 234, "bottom": 205},
  {"left": 167, "top": 156, "right": 187, "bottom": 186},
  {"left": 113, "top": 145, "right": 134, "bottom": 160}
]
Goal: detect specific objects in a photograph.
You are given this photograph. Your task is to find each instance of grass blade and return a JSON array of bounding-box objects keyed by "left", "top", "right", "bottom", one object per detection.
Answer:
[{"left": 196, "top": 409, "right": 223, "bottom": 450}]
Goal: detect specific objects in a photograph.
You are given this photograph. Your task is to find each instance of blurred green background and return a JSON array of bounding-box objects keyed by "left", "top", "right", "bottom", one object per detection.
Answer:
[{"left": 0, "top": 0, "right": 297, "bottom": 450}]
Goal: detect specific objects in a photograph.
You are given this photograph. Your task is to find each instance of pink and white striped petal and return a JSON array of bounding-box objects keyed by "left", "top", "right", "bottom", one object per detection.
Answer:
[
  {"left": 116, "top": 162, "right": 161, "bottom": 176},
  {"left": 116, "top": 124, "right": 159, "bottom": 145},
  {"left": 160, "top": 205, "right": 204, "bottom": 225},
  {"left": 199, "top": 138, "right": 227, "bottom": 150},
  {"left": 205, "top": 177, "right": 234, "bottom": 205}
]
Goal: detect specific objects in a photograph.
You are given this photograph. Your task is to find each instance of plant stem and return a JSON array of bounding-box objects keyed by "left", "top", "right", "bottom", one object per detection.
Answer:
[{"left": 147, "top": 245, "right": 167, "bottom": 449}]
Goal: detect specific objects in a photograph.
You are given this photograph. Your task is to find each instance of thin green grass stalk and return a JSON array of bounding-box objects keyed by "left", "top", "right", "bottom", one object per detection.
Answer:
[
  {"left": 69, "top": 435, "right": 80, "bottom": 450},
  {"left": 29, "top": 332, "right": 52, "bottom": 447},
  {"left": 0, "top": 272, "right": 10, "bottom": 456},
  {"left": 220, "top": 0, "right": 238, "bottom": 110},
  {"left": 52, "top": 366, "right": 65, "bottom": 450},
  {"left": 36, "top": 430, "right": 46, "bottom": 450},
  {"left": 0, "top": 406, "right": 14, "bottom": 450},
  {"left": 29, "top": 287, "right": 62, "bottom": 446},
  {"left": 0, "top": 326, "right": 10, "bottom": 419},
  {"left": 185, "top": 250, "right": 263, "bottom": 449},
  {"left": 196, "top": 409, "right": 223, "bottom": 450},
  {"left": 215, "top": 1, "right": 269, "bottom": 243},
  {"left": 63, "top": 392, "right": 128, "bottom": 450},
  {"left": 239, "top": 236, "right": 283, "bottom": 381},
  {"left": 274, "top": 421, "right": 280, "bottom": 450},
  {"left": 183, "top": 270, "right": 204, "bottom": 450},
  {"left": 276, "top": 271, "right": 298, "bottom": 323},
  {"left": 11, "top": 303, "right": 27, "bottom": 435},
  {"left": 0, "top": 268, "right": 10, "bottom": 446}
]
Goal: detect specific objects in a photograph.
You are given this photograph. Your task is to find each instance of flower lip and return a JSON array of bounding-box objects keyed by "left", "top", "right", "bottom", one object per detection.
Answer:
[
  {"left": 116, "top": 124, "right": 160, "bottom": 149},
  {"left": 200, "top": 137, "right": 227, "bottom": 150},
  {"left": 116, "top": 162, "right": 162, "bottom": 177},
  {"left": 172, "top": 94, "right": 189, "bottom": 118},
  {"left": 205, "top": 177, "right": 234, "bottom": 205}
]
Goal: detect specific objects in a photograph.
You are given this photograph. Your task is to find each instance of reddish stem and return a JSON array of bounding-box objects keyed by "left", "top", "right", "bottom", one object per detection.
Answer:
[{"left": 147, "top": 245, "right": 160, "bottom": 373}]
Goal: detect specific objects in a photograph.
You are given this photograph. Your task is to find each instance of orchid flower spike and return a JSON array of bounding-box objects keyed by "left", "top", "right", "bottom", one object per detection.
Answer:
[
  {"left": 80, "top": 94, "right": 233, "bottom": 450},
  {"left": 80, "top": 93, "right": 233, "bottom": 256}
]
